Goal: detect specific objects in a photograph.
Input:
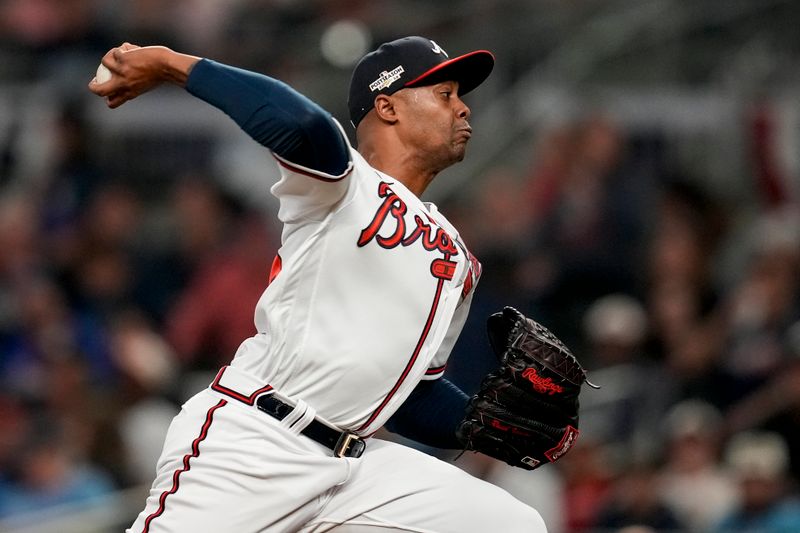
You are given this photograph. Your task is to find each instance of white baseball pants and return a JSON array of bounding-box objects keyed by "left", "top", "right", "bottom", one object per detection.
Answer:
[{"left": 127, "top": 388, "right": 547, "bottom": 532}]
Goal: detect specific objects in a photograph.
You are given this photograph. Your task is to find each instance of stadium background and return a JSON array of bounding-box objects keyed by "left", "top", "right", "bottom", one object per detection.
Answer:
[{"left": 1, "top": 0, "right": 800, "bottom": 531}]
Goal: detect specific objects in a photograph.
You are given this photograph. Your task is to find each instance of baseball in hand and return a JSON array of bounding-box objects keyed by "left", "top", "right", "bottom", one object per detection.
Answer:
[{"left": 95, "top": 63, "right": 112, "bottom": 84}]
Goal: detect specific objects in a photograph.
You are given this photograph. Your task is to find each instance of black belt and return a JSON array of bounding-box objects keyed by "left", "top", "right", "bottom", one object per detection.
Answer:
[{"left": 256, "top": 394, "right": 366, "bottom": 458}]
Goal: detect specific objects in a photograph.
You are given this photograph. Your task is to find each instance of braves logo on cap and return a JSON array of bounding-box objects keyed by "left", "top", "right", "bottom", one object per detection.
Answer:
[{"left": 430, "top": 40, "right": 448, "bottom": 57}]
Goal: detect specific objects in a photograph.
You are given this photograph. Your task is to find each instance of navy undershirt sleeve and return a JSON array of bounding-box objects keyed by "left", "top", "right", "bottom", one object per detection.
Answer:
[
  {"left": 185, "top": 59, "right": 350, "bottom": 175},
  {"left": 385, "top": 377, "right": 469, "bottom": 450}
]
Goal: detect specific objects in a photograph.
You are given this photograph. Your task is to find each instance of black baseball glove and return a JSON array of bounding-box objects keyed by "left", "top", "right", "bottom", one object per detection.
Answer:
[{"left": 456, "top": 307, "right": 598, "bottom": 470}]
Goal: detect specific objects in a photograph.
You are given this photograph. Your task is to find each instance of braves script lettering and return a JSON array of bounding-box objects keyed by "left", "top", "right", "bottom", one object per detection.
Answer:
[
  {"left": 521, "top": 367, "right": 564, "bottom": 395},
  {"left": 358, "top": 182, "right": 458, "bottom": 257}
]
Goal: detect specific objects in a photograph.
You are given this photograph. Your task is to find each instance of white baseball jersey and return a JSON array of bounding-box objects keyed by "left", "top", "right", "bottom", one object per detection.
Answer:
[
  {"left": 227, "top": 125, "right": 481, "bottom": 436},
  {"left": 128, "top": 124, "right": 549, "bottom": 533}
]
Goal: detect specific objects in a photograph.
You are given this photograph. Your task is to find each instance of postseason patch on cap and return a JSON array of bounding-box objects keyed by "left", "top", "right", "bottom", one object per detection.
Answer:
[
  {"left": 369, "top": 66, "right": 405, "bottom": 92},
  {"left": 348, "top": 36, "right": 494, "bottom": 128}
]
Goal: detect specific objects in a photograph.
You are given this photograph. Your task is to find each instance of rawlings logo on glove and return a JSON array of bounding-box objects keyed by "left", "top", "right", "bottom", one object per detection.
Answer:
[
  {"left": 456, "top": 307, "right": 598, "bottom": 470},
  {"left": 521, "top": 368, "right": 564, "bottom": 395}
]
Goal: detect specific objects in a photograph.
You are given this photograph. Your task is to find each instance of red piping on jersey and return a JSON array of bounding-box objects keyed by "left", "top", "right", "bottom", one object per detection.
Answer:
[
  {"left": 356, "top": 256, "right": 448, "bottom": 433},
  {"left": 273, "top": 155, "right": 353, "bottom": 182},
  {"left": 425, "top": 364, "right": 447, "bottom": 375},
  {"left": 211, "top": 366, "right": 274, "bottom": 405},
  {"left": 268, "top": 254, "right": 282, "bottom": 285},
  {"left": 142, "top": 399, "right": 226, "bottom": 532}
]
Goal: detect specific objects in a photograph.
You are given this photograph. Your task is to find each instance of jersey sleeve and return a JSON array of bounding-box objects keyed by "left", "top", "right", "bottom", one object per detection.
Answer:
[{"left": 269, "top": 120, "right": 357, "bottom": 223}]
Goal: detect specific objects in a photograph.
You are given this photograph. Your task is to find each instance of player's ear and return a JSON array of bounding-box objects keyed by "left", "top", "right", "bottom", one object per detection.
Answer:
[{"left": 373, "top": 94, "right": 398, "bottom": 124}]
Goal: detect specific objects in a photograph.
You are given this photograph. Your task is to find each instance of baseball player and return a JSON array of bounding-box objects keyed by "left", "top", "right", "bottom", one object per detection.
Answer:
[{"left": 90, "top": 36, "right": 547, "bottom": 532}]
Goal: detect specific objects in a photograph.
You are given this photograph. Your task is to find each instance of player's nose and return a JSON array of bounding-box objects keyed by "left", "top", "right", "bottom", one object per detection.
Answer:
[{"left": 455, "top": 96, "right": 470, "bottom": 120}]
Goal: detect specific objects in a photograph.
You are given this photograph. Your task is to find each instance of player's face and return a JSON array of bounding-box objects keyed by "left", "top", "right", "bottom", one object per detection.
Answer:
[{"left": 394, "top": 81, "right": 472, "bottom": 171}]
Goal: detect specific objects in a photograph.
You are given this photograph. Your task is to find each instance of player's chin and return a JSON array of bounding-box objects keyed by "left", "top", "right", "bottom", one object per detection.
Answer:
[{"left": 452, "top": 143, "right": 468, "bottom": 162}]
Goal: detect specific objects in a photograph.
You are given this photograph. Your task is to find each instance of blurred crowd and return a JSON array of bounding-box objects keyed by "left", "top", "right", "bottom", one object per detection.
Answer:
[{"left": 2, "top": 1, "right": 800, "bottom": 532}]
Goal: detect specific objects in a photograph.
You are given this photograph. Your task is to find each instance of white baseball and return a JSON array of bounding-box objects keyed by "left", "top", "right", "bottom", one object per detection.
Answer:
[{"left": 95, "top": 63, "right": 112, "bottom": 84}]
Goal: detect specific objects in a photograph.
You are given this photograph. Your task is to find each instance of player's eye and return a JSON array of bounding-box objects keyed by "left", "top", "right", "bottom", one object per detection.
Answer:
[{"left": 436, "top": 83, "right": 457, "bottom": 100}]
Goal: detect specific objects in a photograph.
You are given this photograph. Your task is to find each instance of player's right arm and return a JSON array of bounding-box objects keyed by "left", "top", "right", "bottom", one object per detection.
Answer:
[
  {"left": 87, "top": 43, "right": 198, "bottom": 107},
  {"left": 88, "top": 44, "right": 350, "bottom": 178}
]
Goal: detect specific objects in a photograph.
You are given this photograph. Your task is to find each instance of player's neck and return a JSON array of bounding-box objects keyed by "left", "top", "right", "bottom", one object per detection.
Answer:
[
  {"left": 358, "top": 146, "right": 438, "bottom": 196},
  {"left": 356, "top": 123, "right": 447, "bottom": 196}
]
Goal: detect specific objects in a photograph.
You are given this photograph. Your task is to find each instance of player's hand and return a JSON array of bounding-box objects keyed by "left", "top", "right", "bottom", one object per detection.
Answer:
[{"left": 88, "top": 43, "right": 199, "bottom": 108}]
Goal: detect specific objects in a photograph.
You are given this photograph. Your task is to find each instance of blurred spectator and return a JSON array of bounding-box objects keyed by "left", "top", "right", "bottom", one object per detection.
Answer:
[
  {"left": 0, "top": 415, "right": 115, "bottom": 518},
  {"left": 1, "top": 276, "right": 112, "bottom": 396},
  {"left": 658, "top": 400, "right": 736, "bottom": 532},
  {"left": 558, "top": 438, "right": 615, "bottom": 533},
  {"left": 460, "top": 166, "right": 534, "bottom": 304},
  {"left": 724, "top": 318, "right": 800, "bottom": 482},
  {"left": 0, "top": 193, "right": 42, "bottom": 279},
  {"left": 584, "top": 294, "right": 649, "bottom": 368},
  {"left": 712, "top": 431, "right": 800, "bottom": 533},
  {"left": 642, "top": 179, "right": 737, "bottom": 410},
  {"left": 463, "top": 166, "right": 533, "bottom": 253},
  {"left": 172, "top": 0, "right": 249, "bottom": 57},
  {"left": 661, "top": 318, "right": 733, "bottom": 409},
  {"left": 110, "top": 311, "right": 179, "bottom": 485},
  {"left": 718, "top": 208, "right": 800, "bottom": 392},
  {"left": 643, "top": 179, "right": 723, "bottom": 359},
  {"left": 0, "top": 395, "right": 30, "bottom": 482},
  {"left": 40, "top": 99, "right": 106, "bottom": 292},
  {"left": 165, "top": 209, "right": 273, "bottom": 370},
  {"left": 165, "top": 179, "right": 275, "bottom": 369},
  {"left": 593, "top": 459, "right": 684, "bottom": 532},
  {"left": 646, "top": 180, "right": 722, "bottom": 297},
  {"left": 221, "top": 0, "right": 315, "bottom": 77},
  {"left": 522, "top": 115, "right": 650, "bottom": 342},
  {"left": 126, "top": 174, "right": 228, "bottom": 324},
  {"left": 524, "top": 125, "right": 576, "bottom": 229},
  {"left": 41, "top": 98, "right": 103, "bottom": 228},
  {"left": 54, "top": 182, "right": 142, "bottom": 325},
  {"left": 578, "top": 294, "right": 673, "bottom": 460},
  {"left": 103, "top": 0, "right": 181, "bottom": 48},
  {"left": 0, "top": 0, "right": 110, "bottom": 83}
]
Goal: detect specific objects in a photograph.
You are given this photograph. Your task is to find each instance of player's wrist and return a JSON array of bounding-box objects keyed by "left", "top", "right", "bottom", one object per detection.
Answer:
[{"left": 158, "top": 48, "right": 201, "bottom": 87}]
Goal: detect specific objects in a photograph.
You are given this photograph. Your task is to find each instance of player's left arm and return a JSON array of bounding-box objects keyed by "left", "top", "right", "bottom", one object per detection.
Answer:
[{"left": 384, "top": 378, "right": 469, "bottom": 450}]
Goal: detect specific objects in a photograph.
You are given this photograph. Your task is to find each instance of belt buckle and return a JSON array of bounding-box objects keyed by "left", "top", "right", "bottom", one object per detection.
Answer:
[{"left": 334, "top": 432, "right": 365, "bottom": 458}]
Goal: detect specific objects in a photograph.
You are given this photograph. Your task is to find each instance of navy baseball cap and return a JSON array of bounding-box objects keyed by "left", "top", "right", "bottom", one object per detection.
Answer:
[{"left": 348, "top": 36, "right": 495, "bottom": 128}]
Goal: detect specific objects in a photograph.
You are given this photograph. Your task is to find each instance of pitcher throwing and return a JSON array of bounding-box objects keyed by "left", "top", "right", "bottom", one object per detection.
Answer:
[{"left": 90, "top": 36, "right": 552, "bottom": 532}]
